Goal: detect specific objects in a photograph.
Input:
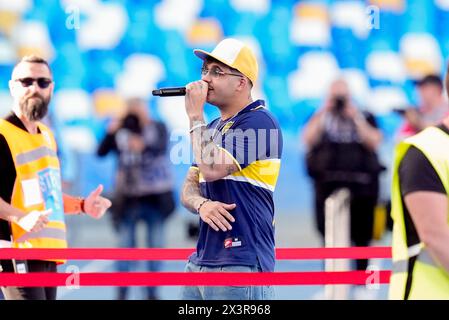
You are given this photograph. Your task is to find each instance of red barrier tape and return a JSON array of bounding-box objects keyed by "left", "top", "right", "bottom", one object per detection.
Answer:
[
  {"left": 0, "top": 247, "right": 392, "bottom": 260},
  {"left": 0, "top": 271, "right": 391, "bottom": 287}
]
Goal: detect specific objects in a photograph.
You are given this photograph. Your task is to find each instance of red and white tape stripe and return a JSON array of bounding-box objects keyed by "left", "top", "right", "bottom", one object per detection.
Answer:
[
  {"left": 0, "top": 247, "right": 391, "bottom": 260},
  {"left": 0, "top": 247, "right": 392, "bottom": 287}
]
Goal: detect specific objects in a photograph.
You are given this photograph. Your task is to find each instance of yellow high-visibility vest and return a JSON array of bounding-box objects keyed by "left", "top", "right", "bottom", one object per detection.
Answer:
[
  {"left": 389, "top": 126, "right": 449, "bottom": 299},
  {"left": 0, "top": 119, "right": 67, "bottom": 263}
]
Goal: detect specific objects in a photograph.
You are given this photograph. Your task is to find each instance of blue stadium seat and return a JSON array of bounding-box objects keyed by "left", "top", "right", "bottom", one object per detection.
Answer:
[
  {"left": 292, "top": 99, "right": 321, "bottom": 129},
  {"left": 402, "top": 0, "right": 436, "bottom": 33},
  {"left": 435, "top": 3, "right": 449, "bottom": 57},
  {"left": 200, "top": 0, "right": 232, "bottom": 21},
  {"left": 259, "top": 4, "right": 296, "bottom": 74},
  {"left": 331, "top": 28, "right": 364, "bottom": 69},
  {"left": 436, "top": 2, "right": 449, "bottom": 40},
  {"left": 226, "top": 11, "right": 260, "bottom": 37},
  {"left": 0, "top": 65, "right": 13, "bottom": 90},
  {"left": 263, "top": 73, "right": 294, "bottom": 129},
  {"left": 51, "top": 42, "right": 87, "bottom": 90},
  {"left": 84, "top": 50, "right": 123, "bottom": 91},
  {"left": 118, "top": 5, "right": 160, "bottom": 55},
  {"left": 376, "top": 112, "right": 404, "bottom": 139},
  {"left": 28, "top": 0, "right": 75, "bottom": 45},
  {"left": 160, "top": 31, "right": 193, "bottom": 86}
]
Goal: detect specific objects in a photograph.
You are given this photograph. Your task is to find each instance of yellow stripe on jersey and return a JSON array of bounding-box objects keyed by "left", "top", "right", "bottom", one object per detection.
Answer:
[
  {"left": 193, "top": 157, "right": 281, "bottom": 192},
  {"left": 225, "top": 159, "right": 281, "bottom": 191}
]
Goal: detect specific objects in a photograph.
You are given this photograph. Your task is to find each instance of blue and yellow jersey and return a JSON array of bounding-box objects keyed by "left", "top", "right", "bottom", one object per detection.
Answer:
[{"left": 190, "top": 100, "right": 283, "bottom": 272}]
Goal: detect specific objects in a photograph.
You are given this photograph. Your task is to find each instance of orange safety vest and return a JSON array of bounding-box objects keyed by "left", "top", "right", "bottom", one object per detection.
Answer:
[{"left": 0, "top": 119, "right": 67, "bottom": 263}]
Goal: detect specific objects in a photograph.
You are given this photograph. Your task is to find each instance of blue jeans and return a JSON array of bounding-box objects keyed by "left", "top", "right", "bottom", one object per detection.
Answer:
[
  {"left": 180, "top": 261, "right": 274, "bottom": 300},
  {"left": 116, "top": 199, "right": 165, "bottom": 299}
]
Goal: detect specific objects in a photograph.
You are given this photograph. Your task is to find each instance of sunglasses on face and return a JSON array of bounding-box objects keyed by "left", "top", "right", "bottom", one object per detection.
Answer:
[
  {"left": 14, "top": 77, "right": 53, "bottom": 89},
  {"left": 201, "top": 66, "right": 243, "bottom": 79}
]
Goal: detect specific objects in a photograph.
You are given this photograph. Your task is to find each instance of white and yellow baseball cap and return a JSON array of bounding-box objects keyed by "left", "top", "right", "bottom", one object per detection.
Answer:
[{"left": 194, "top": 38, "right": 258, "bottom": 84}]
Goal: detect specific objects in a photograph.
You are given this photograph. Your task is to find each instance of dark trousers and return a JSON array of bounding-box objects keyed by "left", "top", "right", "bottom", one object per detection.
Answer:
[
  {"left": 314, "top": 182, "right": 377, "bottom": 271},
  {"left": 0, "top": 260, "right": 57, "bottom": 300},
  {"left": 116, "top": 198, "right": 166, "bottom": 300}
]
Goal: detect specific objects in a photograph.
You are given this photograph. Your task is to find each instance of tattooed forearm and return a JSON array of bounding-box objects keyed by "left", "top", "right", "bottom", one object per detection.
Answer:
[
  {"left": 192, "top": 125, "right": 219, "bottom": 170},
  {"left": 189, "top": 121, "right": 239, "bottom": 181},
  {"left": 181, "top": 168, "right": 207, "bottom": 214}
]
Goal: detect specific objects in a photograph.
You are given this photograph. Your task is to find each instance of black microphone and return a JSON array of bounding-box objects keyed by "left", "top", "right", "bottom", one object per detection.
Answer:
[{"left": 152, "top": 87, "right": 186, "bottom": 97}]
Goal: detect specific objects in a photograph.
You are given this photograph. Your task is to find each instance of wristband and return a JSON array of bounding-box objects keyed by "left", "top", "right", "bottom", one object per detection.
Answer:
[
  {"left": 189, "top": 123, "right": 206, "bottom": 134},
  {"left": 79, "top": 197, "right": 86, "bottom": 215},
  {"left": 196, "top": 199, "right": 210, "bottom": 214}
]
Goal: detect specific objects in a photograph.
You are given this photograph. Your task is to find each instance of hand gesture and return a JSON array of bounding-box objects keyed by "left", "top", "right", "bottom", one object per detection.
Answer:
[{"left": 83, "top": 184, "right": 112, "bottom": 219}]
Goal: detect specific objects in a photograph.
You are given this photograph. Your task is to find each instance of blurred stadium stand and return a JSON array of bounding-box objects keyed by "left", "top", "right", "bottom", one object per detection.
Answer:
[{"left": 0, "top": 0, "right": 447, "bottom": 216}]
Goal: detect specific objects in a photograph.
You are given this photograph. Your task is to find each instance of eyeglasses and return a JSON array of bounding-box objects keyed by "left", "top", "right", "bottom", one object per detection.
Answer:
[
  {"left": 14, "top": 77, "right": 52, "bottom": 89},
  {"left": 201, "top": 67, "right": 243, "bottom": 79}
]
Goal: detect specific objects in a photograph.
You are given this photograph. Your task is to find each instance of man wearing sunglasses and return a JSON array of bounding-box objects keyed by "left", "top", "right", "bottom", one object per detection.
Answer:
[
  {"left": 180, "top": 38, "right": 283, "bottom": 300},
  {"left": 0, "top": 56, "right": 112, "bottom": 300}
]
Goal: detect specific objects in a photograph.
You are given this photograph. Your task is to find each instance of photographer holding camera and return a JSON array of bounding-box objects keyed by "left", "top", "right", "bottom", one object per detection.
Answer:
[
  {"left": 302, "top": 79, "right": 384, "bottom": 282},
  {"left": 396, "top": 74, "right": 449, "bottom": 141},
  {"left": 97, "top": 98, "right": 175, "bottom": 300}
]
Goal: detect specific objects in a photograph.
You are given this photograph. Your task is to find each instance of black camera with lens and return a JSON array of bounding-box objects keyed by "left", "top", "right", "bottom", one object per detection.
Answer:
[
  {"left": 333, "top": 95, "right": 347, "bottom": 114},
  {"left": 121, "top": 113, "right": 142, "bottom": 134}
]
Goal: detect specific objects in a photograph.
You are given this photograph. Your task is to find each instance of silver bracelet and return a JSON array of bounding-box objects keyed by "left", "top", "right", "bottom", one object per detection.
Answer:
[
  {"left": 189, "top": 123, "right": 206, "bottom": 134},
  {"left": 196, "top": 199, "right": 210, "bottom": 214}
]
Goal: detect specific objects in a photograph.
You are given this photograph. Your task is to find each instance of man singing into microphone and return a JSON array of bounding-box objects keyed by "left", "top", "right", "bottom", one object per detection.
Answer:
[{"left": 180, "top": 38, "right": 283, "bottom": 300}]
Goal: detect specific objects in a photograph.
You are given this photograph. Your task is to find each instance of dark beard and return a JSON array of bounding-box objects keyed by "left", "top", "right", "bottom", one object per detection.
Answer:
[{"left": 20, "top": 92, "right": 49, "bottom": 121}]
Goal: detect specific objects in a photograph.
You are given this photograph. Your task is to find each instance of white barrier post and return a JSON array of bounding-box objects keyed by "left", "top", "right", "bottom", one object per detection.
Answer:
[{"left": 324, "top": 188, "right": 351, "bottom": 300}]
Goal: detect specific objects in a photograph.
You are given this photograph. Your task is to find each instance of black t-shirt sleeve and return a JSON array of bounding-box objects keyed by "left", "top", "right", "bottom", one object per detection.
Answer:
[
  {"left": 97, "top": 132, "right": 117, "bottom": 157},
  {"left": 0, "top": 134, "right": 16, "bottom": 241},
  {"left": 399, "top": 145, "right": 446, "bottom": 196},
  {"left": 0, "top": 134, "right": 16, "bottom": 203}
]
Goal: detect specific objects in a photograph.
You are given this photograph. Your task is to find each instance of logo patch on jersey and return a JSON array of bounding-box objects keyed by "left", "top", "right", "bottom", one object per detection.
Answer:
[
  {"left": 221, "top": 121, "right": 234, "bottom": 135},
  {"left": 224, "top": 237, "right": 242, "bottom": 248}
]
